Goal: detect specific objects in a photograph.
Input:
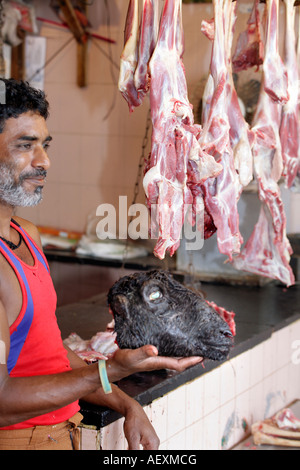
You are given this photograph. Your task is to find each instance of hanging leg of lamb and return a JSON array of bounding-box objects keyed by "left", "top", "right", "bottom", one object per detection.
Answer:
[
  {"left": 143, "top": 0, "right": 221, "bottom": 259},
  {"left": 279, "top": 0, "right": 300, "bottom": 189},
  {"left": 231, "top": 84, "right": 295, "bottom": 285},
  {"left": 118, "top": 0, "right": 144, "bottom": 112},
  {"left": 263, "top": 0, "right": 289, "bottom": 104},
  {"left": 290, "top": 8, "right": 300, "bottom": 192},
  {"left": 232, "top": 0, "right": 264, "bottom": 72},
  {"left": 232, "top": 204, "right": 294, "bottom": 286},
  {"left": 230, "top": 0, "right": 294, "bottom": 286},
  {"left": 134, "top": 0, "right": 159, "bottom": 98},
  {"left": 225, "top": 0, "right": 255, "bottom": 188},
  {"left": 198, "top": 0, "right": 243, "bottom": 260}
]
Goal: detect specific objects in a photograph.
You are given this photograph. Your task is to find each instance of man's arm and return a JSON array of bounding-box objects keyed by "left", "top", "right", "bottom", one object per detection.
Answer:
[
  {"left": 0, "top": 296, "right": 201, "bottom": 429},
  {"left": 0, "top": 296, "right": 102, "bottom": 428},
  {"left": 66, "top": 346, "right": 160, "bottom": 450}
]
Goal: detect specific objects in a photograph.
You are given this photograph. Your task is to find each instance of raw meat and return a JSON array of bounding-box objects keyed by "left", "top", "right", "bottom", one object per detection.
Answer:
[
  {"left": 262, "top": 0, "right": 289, "bottom": 104},
  {"left": 290, "top": 8, "right": 300, "bottom": 191},
  {"left": 275, "top": 408, "right": 300, "bottom": 430},
  {"left": 252, "top": 408, "right": 300, "bottom": 447},
  {"left": 230, "top": 0, "right": 295, "bottom": 287},
  {"left": 225, "top": 0, "right": 255, "bottom": 187},
  {"left": 134, "top": 0, "right": 159, "bottom": 98},
  {"left": 232, "top": 205, "right": 294, "bottom": 286},
  {"left": 279, "top": 0, "right": 300, "bottom": 188},
  {"left": 232, "top": 0, "right": 264, "bottom": 72},
  {"left": 143, "top": 0, "right": 222, "bottom": 259},
  {"left": 198, "top": 0, "right": 245, "bottom": 260},
  {"left": 230, "top": 90, "right": 295, "bottom": 286},
  {"left": 63, "top": 331, "right": 118, "bottom": 364},
  {"left": 118, "top": 0, "right": 144, "bottom": 112},
  {"left": 205, "top": 300, "right": 236, "bottom": 336},
  {"left": 201, "top": 0, "right": 255, "bottom": 190}
]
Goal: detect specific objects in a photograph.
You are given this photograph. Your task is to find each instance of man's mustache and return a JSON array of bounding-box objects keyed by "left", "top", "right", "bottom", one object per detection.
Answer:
[{"left": 19, "top": 169, "right": 48, "bottom": 182}]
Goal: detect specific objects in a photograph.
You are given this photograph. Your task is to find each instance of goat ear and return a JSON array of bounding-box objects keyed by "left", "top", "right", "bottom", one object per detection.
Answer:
[{"left": 112, "top": 294, "right": 130, "bottom": 319}]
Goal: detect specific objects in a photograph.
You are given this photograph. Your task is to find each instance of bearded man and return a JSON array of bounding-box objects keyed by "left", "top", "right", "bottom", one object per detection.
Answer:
[{"left": 0, "top": 79, "right": 201, "bottom": 450}]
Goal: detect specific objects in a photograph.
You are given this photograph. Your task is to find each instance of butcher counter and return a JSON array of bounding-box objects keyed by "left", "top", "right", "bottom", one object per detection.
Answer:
[{"left": 54, "top": 274, "right": 300, "bottom": 450}]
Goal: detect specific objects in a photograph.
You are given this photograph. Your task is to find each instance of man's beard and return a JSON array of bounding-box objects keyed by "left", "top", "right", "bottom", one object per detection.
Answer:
[{"left": 0, "top": 163, "right": 47, "bottom": 207}]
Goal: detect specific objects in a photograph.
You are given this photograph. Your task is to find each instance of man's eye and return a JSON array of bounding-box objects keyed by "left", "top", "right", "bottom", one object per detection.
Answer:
[
  {"left": 43, "top": 143, "right": 50, "bottom": 150},
  {"left": 18, "top": 143, "right": 31, "bottom": 150}
]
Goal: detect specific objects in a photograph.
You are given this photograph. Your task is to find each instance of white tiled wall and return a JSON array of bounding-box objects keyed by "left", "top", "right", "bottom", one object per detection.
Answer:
[{"left": 80, "top": 319, "right": 300, "bottom": 450}]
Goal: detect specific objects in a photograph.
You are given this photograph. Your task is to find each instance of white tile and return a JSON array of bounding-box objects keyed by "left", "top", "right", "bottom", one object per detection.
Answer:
[
  {"left": 203, "top": 367, "right": 221, "bottom": 415},
  {"left": 262, "top": 373, "right": 279, "bottom": 419},
  {"left": 219, "top": 399, "right": 237, "bottom": 450},
  {"left": 262, "top": 337, "right": 276, "bottom": 377},
  {"left": 249, "top": 343, "right": 264, "bottom": 386},
  {"left": 165, "top": 429, "right": 187, "bottom": 450},
  {"left": 80, "top": 427, "right": 99, "bottom": 450},
  {"left": 235, "top": 390, "right": 251, "bottom": 445},
  {"left": 274, "top": 364, "right": 289, "bottom": 405},
  {"left": 202, "top": 408, "right": 221, "bottom": 450},
  {"left": 149, "top": 396, "right": 168, "bottom": 444},
  {"left": 185, "top": 419, "right": 205, "bottom": 450},
  {"left": 290, "top": 320, "right": 300, "bottom": 369},
  {"left": 249, "top": 381, "right": 265, "bottom": 424},
  {"left": 100, "top": 418, "right": 126, "bottom": 450},
  {"left": 287, "top": 361, "right": 300, "bottom": 404},
  {"left": 220, "top": 360, "right": 236, "bottom": 406},
  {"left": 166, "top": 385, "right": 187, "bottom": 438},
  {"left": 234, "top": 352, "right": 250, "bottom": 395},
  {"left": 273, "top": 325, "right": 291, "bottom": 369},
  {"left": 185, "top": 376, "right": 204, "bottom": 427}
]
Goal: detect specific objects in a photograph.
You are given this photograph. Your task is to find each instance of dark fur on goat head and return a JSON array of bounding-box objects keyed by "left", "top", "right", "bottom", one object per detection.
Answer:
[{"left": 107, "top": 270, "right": 233, "bottom": 361}]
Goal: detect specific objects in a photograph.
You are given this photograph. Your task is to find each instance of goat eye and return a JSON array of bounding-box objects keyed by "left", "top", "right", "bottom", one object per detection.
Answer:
[{"left": 149, "top": 290, "right": 162, "bottom": 301}]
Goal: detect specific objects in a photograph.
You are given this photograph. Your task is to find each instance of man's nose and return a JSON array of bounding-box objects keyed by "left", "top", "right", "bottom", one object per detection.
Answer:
[{"left": 32, "top": 145, "right": 51, "bottom": 170}]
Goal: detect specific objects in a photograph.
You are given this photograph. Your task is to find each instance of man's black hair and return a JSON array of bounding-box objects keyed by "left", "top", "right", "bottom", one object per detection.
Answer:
[{"left": 0, "top": 78, "right": 49, "bottom": 132}]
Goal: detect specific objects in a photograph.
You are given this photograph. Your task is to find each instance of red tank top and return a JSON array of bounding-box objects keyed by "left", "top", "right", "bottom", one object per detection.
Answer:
[{"left": 0, "top": 220, "right": 79, "bottom": 430}]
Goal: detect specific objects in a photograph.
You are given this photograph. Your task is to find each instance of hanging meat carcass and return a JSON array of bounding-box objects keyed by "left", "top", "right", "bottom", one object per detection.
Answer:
[
  {"left": 279, "top": 0, "right": 300, "bottom": 189},
  {"left": 201, "top": 0, "right": 255, "bottom": 189},
  {"left": 197, "top": 0, "right": 256, "bottom": 260},
  {"left": 134, "top": 0, "right": 159, "bottom": 98},
  {"left": 262, "top": 0, "right": 289, "bottom": 104},
  {"left": 143, "top": 0, "right": 222, "bottom": 259},
  {"left": 232, "top": 0, "right": 264, "bottom": 72},
  {"left": 118, "top": 0, "right": 142, "bottom": 112},
  {"left": 224, "top": 0, "right": 255, "bottom": 188},
  {"left": 231, "top": 0, "right": 295, "bottom": 287}
]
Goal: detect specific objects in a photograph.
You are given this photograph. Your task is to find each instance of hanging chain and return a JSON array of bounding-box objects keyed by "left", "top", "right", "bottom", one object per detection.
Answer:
[
  {"left": 121, "top": 107, "right": 152, "bottom": 267},
  {"left": 0, "top": 0, "right": 6, "bottom": 77}
]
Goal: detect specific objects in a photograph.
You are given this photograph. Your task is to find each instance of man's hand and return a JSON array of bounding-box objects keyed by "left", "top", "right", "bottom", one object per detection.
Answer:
[
  {"left": 106, "top": 345, "right": 203, "bottom": 383},
  {"left": 123, "top": 401, "right": 160, "bottom": 450}
]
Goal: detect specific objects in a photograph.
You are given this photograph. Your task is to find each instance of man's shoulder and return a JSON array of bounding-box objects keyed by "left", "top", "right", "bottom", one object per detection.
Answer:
[{"left": 13, "top": 217, "right": 43, "bottom": 249}]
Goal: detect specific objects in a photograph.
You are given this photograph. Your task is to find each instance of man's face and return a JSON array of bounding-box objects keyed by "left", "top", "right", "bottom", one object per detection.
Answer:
[{"left": 0, "top": 111, "right": 51, "bottom": 207}]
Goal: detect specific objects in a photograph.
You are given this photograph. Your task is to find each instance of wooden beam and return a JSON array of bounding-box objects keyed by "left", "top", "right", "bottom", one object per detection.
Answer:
[
  {"left": 76, "top": 1, "right": 87, "bottom": 88},
  {"left": 77, "top": 40, "right": 87, "bottom": 87},
  {"left": 56, "top": 0, "right": 86, "bottom": 44}
]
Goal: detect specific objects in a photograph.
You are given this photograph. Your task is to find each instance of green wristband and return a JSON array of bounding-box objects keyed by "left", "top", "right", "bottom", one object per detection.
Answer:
[{"left": 98, "top": 360, "right": 112, "bottom": 394}]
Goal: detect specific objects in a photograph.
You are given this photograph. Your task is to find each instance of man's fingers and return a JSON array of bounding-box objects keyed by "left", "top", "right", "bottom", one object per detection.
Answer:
[
  {"left": 175, "top": 356, "right": 203, "bottom": 371},
  {"left": 140, "top": 344, "right": 159, "bottom": 358}
]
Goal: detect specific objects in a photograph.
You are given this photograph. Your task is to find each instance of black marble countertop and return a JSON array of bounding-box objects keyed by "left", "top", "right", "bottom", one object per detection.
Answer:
[{"left": 55, "top": 280, "right": 300, "bottom": 429}]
